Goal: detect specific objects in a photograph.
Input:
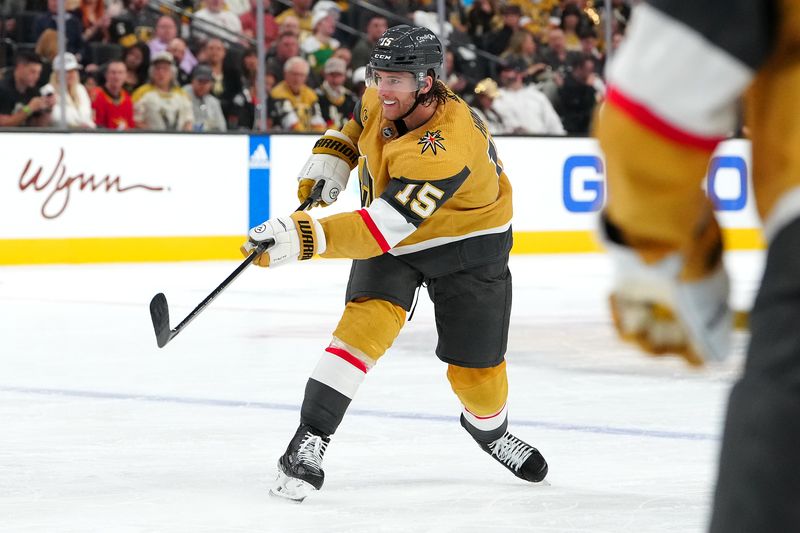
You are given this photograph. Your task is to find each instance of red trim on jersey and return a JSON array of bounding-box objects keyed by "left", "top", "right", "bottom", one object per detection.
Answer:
[
  {"left": 357, "top": 209, "right": 391, "bottom": 253},
  {"left": 325, "top": 346, "right": 368, "bottom": 373},
  {"left": 606, "top": 86, "right": 723, "bottom": 152},
  {"left": 465, "top": 404, "right": 506, "bottom": 420}
]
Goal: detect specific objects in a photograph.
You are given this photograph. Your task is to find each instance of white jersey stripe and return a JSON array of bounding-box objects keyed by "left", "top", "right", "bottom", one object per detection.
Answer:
[
  {"left": 389, "top": 222, "right": 511, "bottom": 256},
  {"left": 364, "top": 197, "right": 417, "bottom": 249},
  {"left": 608, "top": 3, "right": 753, "bottom": 137}
]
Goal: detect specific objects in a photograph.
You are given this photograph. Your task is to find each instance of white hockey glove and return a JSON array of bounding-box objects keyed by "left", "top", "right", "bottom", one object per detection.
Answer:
[
  {"left": 241, "top": 211, "right": 326, "bottom": 267},
  {"left": 600, "top": 216, "right": 732, "bottom": 366},
  {"left": 298, "top": 129, "right": 358, "bottom": 207}
]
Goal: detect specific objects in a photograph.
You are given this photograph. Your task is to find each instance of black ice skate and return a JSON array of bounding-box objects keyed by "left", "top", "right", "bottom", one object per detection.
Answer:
[
  {"left": 270, "top": 424, "right": 330, "bottom": 503},
  {"left": 462, "top": 416, "right": 548, "bottom": 483}
]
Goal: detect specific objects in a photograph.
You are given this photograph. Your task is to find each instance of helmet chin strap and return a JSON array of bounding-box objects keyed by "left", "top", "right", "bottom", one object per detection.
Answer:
[{"left": 397, "top": 90, "right": 422, "bottom": 121}]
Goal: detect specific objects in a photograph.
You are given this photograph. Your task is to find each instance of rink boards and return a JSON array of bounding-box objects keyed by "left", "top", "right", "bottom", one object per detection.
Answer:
[{"left": 0, "top": 132, "right": 760, "bottom": 264}]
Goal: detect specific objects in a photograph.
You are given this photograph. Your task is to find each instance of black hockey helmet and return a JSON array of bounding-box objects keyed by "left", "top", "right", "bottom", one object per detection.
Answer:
[{"left": 367, "top": 25, "right": 444, "bottom": 90}]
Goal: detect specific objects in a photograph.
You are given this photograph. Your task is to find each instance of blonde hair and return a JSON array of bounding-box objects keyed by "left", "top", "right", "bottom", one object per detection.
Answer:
[{"left": 49, "top": 70, "right": 82, "bottom": 106}]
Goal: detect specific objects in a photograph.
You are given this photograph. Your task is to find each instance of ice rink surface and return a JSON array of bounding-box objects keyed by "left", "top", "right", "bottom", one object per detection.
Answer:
[{"left": 0, "top": 251, "right": 764, "bottom": 533}]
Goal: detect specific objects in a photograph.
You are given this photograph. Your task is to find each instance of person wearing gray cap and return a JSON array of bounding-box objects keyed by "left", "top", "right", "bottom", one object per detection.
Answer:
[
  {"left": 132, "top": 51, "right": 193, "bottom": 130},
  {"left": 183, "top": 64, "right": 227, "bottom": 132},
  {"left": 314, "top": 57, "right": 355, "bottom": 129}
]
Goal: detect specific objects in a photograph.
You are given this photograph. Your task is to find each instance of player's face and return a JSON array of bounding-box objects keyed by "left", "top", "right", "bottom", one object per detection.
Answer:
[{"left": 371, "top": 69, "right": 419, "bottom": 120}]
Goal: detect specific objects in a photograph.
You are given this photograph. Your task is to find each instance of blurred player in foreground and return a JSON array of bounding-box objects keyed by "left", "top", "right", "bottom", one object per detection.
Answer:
[
  {"left": 594, "top": 1, "right": 800, "bottom": 530},
  {"left": 241, "top": 25, "right": 548, "bottom": 502}
]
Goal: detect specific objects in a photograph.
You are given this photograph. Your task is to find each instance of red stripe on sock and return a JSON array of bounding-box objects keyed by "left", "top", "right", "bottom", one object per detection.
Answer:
[
  {"left": 465, "top": 404, "right": 506, "bottom": 420},
  {"left": 325, "top": 346, "right": 368, "bottom": 373},
  {"left": 606, "top": 86, "right": 723, "bottom": 152},
  {"left": 357, "top": 209, "right": 391, "bottom": 253}
]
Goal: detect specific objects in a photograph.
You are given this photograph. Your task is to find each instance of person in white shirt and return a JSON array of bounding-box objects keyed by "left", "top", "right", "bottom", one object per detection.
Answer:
[
  {"left": 132, "top": 51, "right": 193, "bottom": 130},
  {"left": 492, "top": 59, "right": 565, "bottom": 135},
  {"left": 46, "top": 52, "right": 95, "bottom": 129},
  {"left": 193, "top": 0, "right": 243, "bottom": 44}
]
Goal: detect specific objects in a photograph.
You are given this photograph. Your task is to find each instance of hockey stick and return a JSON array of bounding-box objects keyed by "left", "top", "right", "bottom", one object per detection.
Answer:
[{"left": 149, "top": 183, "right": 323, "bottom": 348}]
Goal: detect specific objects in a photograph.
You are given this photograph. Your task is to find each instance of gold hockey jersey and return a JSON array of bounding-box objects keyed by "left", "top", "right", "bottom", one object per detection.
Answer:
[{"left": 318, "top": 85, "right": 513, "bottom": 275}]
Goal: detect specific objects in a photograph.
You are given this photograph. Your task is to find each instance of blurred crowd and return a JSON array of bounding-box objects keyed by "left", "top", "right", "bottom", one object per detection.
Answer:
[{"left": 0, "top": 0, "right": 631, "bottom": 133}]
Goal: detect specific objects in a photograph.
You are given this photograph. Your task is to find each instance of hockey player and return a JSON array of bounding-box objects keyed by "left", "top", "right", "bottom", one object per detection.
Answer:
[
  {"left": 241, "top": 25, "right": 548, "bottom": 502},
  {"left": 594, "top": 1, "right": 800, "bottom": 531}
]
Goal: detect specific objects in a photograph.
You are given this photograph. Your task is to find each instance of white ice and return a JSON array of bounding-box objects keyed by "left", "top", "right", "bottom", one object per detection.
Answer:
[{"left": 0, "top": 251, "right": 764, "bottom": 533}]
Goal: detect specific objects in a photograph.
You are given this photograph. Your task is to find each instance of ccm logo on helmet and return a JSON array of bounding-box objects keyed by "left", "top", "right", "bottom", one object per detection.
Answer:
[{"left": 374, "top": 54, "right": 391, "bottom": 60}]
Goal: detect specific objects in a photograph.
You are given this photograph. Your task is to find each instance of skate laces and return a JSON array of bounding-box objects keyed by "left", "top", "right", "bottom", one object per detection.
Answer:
[
  {"left": 488, "top": 432, "right": 534, "bottom": 472},
  {"left": 297, "top": 432, "right": 328, "bottom": 474}
]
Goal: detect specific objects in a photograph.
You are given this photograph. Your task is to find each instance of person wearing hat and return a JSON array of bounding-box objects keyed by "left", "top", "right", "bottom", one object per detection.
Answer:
[
  {"left": 300, "top": 3, "right": 341, "bottom": 75},
  {"left": 314, "top": 56, "right": 355, "bottom": 129},
  {"left": 132, "top": 51, "right": 193, "bottom": 130},
  {"left": 46, "top": 52, "right": 95, "bottom": 128},
  {"left": 471, "top": 78, "right": 507, "bottom": 134},
  {"left": 492, "top": 57, "right": 564, "bottom": 134},
  {"left": 183, "top": 64, "right": 227, "bottom": 132}
]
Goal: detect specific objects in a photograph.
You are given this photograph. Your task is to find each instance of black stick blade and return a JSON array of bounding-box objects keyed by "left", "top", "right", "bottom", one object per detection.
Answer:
[{"left": 149, "top": 292, "right": 173, "bottom": 348}]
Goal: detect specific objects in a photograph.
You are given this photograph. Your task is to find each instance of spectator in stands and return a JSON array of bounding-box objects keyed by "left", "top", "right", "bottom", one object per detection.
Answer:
[
  {"left": 302, "top": 5, "right": 340, "bottom": 75},
  {"left": 559, "top": 3, "right": 587, "bottom": 52},
  {"left": 269, "top": 56, "right": 325, "bottom": 132},
  {"left": 225, "top": 0, "right": 250, "bottom": 17},
  {"left": 578, "top": 27, "right": 604, "bottom": 73},
  {"left": 541, "top": 27, "right": 578, "bottom": 82},
  {"left": 149, "top": 16, "right": 177, "bottom": 57},
  {"left": 556, "top": 53, "right": 597, "bottom": 135},
  {"left": 45, "top": 52, "right": 96, "bottom": 128},
  {"left": 193, "top": 0, "right": 244, "bottom": 44},
  {"left": 493, "top": 59, "right": 565, "bottom": 135},
  {"left": 350, "top": 14, "right": 387, "bottom": 70},
  {"left": 80, "top": 0, "right": 110, "bottom": 44},
  {"left": 121, "top": 41, "right": 148, "bottom": 93},
  {"left": 183, "top": 64, "right": 227, "bottom": 132},
  {"left": 132, "top": 51, "right": 193, "bottom": 130},
  {"left": 443, "top": 48, "right": 468, "bottom": 95},
  {"left": 239, "top": 47, "right": 258, "bottom": 88},
  {"left": 240, "top": 0, "right": 279, "bottom": 49},
  {"left": 501, "top": 30, "right": 548, "bottom": 83},
  {"left": 0, "top": 0, "right": 25, "bottom": 38},
  {"left": 470, "top": 77, "right": 506, "bottom": 134},
  {"left": 314, "top": 57, "right": 355, "bottom": 129},
  {"left": 466, "top": 0, "right": 499, "bottom": 49},
  {"left": 33, "top": 28, "right": 58, "bottom": 87},
  {"left": 484, "top": 4, "right": 521, "bottom": 56},
  {"left": 166, "top": 37, "right": 196, "bottom": 86},
  {"left": 201, "top": 37, "right": 241, "bottom": 118},
  {"left": 275, "top": 0, "right": 313, "bottom": 39},
  {"left": 34, "top": 0, "right": 85, "bottom": 58},
  {"left": 265, "top": 31, "right": 301, "bottom": 83},
  {"left": 109, "top": 0, "right": 158, "bottom": 48},
  {"left": 0, "top": 52, "right": 51, "bottom": 127},
  {"left": 278, "top": 14, "right": 301, "bottom": 37},
  {"left": 91, "top": 59, "right": 134, "bottom": 129}
]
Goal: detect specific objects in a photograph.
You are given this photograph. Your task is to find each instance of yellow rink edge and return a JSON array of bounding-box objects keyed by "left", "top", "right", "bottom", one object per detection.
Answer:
[{"left": 0, "top": 228, "right": 765, "bottom": 265}]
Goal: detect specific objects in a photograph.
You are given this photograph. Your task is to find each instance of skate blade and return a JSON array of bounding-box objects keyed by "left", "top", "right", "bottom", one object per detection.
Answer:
[{"left": 269, "top": 470, "right": 316, "bottom": 503}]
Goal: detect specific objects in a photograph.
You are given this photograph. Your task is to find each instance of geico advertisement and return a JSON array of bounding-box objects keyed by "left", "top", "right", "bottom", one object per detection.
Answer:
[
  {"left": 495, "top": 137, "right": 757, "bottom": 231},
  {"left": 0, "top": 132, "right": 248, "bottom": 238},
  {"left": 267, "top": 136, "right": 758, "bottom": 232}
]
